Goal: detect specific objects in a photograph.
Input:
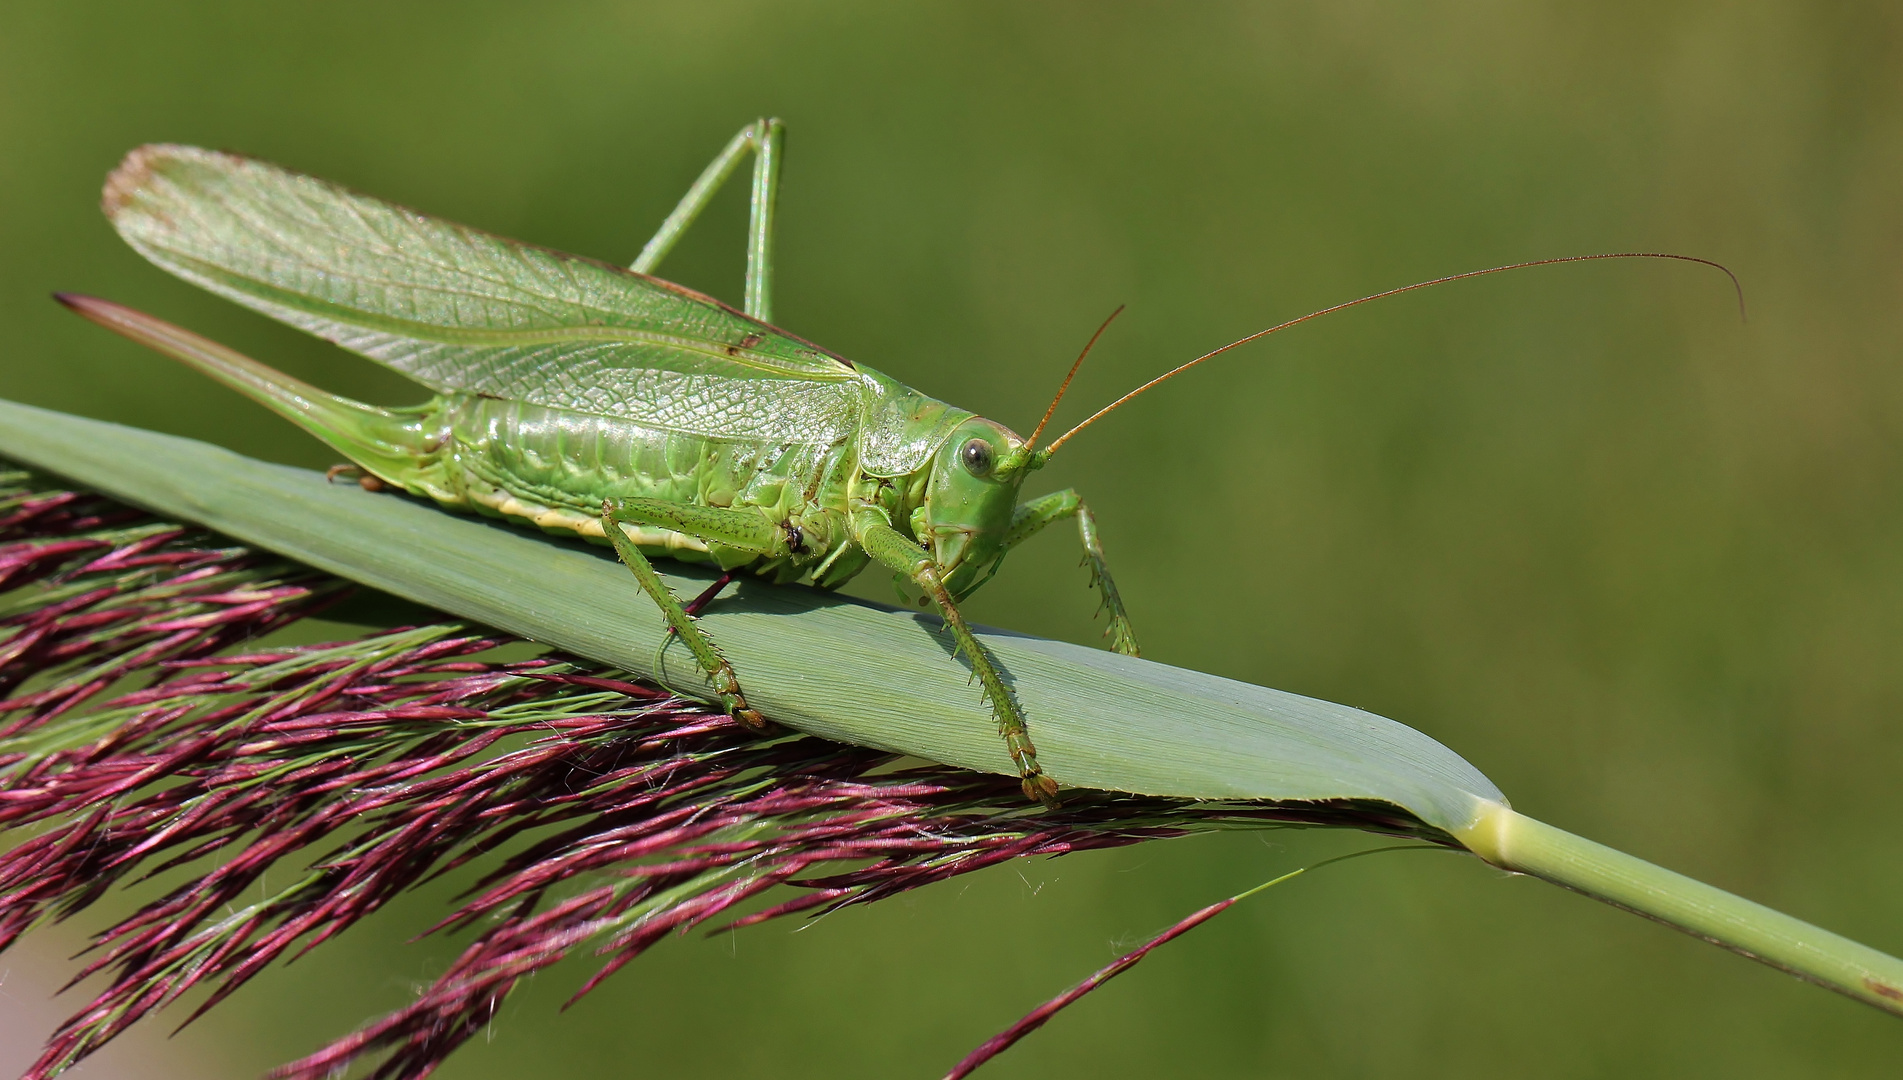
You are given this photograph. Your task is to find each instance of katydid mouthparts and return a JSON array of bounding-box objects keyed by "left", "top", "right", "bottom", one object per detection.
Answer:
[{"left": 55, "top": 118, "right": 1740, "bottom": 806}]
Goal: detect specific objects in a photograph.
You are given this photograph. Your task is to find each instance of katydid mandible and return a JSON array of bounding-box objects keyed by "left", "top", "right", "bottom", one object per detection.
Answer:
[{"left": 56, "top": 119, "right": 1740, "bottom": 805}]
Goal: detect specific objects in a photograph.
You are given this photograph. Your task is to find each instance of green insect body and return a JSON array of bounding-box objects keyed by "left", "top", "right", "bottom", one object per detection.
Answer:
[
  {"left": 67, "top": 121, "right": 1725, "bottom": 804},
  {"left": 64, "top": 119, "right": 1137, "bottom": 804}
]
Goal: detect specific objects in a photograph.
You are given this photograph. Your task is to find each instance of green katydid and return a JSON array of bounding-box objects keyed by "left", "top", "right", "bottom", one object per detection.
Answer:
[{"left": 55, "top": 118, "right": 1738, "bottom": 805}]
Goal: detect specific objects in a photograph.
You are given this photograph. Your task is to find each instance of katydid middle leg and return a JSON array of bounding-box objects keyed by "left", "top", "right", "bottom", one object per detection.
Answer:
[
  {"left": 631, "top": 117, "right": 784, "bottom": 322},
  {"left": 600, "top": 498, "right": 790, "bottom": 732},
  {"left": 657, "top": 570, "right": 738, "bottom": 654},
  {"left": 1001, "top": 489, "right": 1140, "bottom": 657}
]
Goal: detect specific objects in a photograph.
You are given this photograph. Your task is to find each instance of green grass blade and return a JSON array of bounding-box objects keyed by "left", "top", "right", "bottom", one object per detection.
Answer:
[
  {"left": 4, "top": 396, "right": 1901, "bottom": 1019},
  {"left": 0, "top": 396, "right": 1498, "bottom": 831}
]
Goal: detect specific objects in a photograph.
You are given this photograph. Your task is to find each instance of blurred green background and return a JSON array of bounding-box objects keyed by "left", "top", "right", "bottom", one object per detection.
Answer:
[{"left": 3, "top": 1, "right": 1901, "bottom": 1076}]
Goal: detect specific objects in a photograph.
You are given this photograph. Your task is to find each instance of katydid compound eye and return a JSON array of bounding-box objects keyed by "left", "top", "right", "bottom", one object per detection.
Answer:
[{"left": 960, "top": 438, "right": 995, "bottom": 477}]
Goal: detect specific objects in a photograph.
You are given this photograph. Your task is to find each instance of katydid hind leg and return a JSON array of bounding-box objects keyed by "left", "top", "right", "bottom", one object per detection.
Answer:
[
  {"left": 324, "top": 464, "right": 385, "bottom": 492},
  {"left": 741, "top": 119, "right": 782, "bottom": 323},
  {"left": 857, "top": 515, "right": 1061, "bottom": 807},
  {"left": 630, "top": 117, "right": 784, "bottom": 323},
  {"left": 1003, "top": 489, "right": 1140, "bottom": 657}
]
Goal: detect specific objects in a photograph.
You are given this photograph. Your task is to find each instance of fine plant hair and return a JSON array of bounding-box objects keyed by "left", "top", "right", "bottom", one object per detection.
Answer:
[{"left": 0, "top": 469, "right": 1436, "bottom": 1080}]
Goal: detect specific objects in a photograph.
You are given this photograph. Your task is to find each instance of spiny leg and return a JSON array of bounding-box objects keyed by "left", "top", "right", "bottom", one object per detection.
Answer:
[
  {"left": 631, "top": 117, "right": 784, "bottom": 322},
  {"left": 1002, "top": 489, "right": 1139, "bottom": 657},
  {"left": 856, "top": 513, "right": 1060, "bottom": 807},
  {"left": 602, "top": 523, "right": 762, "bottom": 731},
  {"left": 600, "top": 499, "right": 789, "bottom": 732},
  {"left": 654, "top": 570, "right": 740, "bottom": 662},
  {"left": 1073, "top": 501, "right": 1138, "bottom": 657}
]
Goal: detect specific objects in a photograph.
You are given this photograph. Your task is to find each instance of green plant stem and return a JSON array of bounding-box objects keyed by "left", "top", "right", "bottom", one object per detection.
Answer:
[{"left": 1453, "top": 800, "right": 1903, "bottom": 1016}]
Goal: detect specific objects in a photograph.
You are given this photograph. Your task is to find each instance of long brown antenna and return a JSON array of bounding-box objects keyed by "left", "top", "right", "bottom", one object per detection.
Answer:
[
  {"left": 1026, "top": 305, "right": 1125, "bottom": 451},
  {"left": 1037, "top": 252, "right": 1745, "bottom": 459}
]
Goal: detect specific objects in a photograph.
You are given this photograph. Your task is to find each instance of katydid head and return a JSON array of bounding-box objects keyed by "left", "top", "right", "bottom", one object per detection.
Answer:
[{"left": 921, "top": 417, "right": 1038, "bottom": 597}]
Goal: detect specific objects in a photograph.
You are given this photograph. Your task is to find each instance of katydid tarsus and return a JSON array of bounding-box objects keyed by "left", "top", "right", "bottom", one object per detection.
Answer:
[{"left": 55, "top": 118, "right": 1740, "bottom": 805}]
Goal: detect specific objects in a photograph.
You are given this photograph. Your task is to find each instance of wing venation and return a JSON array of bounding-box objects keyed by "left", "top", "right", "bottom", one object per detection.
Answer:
[{"left": 106, "top": 145, "right": 863, "bottom": 444}]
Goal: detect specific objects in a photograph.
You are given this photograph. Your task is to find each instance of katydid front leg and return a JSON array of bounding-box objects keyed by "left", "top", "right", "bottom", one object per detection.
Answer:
[
  {"left": 855, "top": 510, "right": 1061, "bottom": 807},
  {"left": 1001, "top": 489, "right": 1139, "bottom": 657},
  {"left": 600, "top": 498, "right": 790, "bottom": 732}
]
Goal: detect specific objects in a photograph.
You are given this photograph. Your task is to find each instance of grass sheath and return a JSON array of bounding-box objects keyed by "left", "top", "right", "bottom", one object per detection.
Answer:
[{"left": 0, "top": 398, "right": 1899, "bottom": 1077}]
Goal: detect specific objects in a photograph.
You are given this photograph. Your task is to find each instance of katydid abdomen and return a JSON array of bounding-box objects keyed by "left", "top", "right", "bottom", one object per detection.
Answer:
[
  {"left": 51, "top": 288, "right": 885, "bottom": 595},
  {"left": 441, "top": 394, "right": 868, "bottom": 587}
]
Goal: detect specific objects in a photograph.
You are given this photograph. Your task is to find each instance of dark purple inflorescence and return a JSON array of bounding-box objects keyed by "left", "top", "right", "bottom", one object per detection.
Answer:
[{"left": 0, "top": 470, "right": 1440, "bottom": 1079}]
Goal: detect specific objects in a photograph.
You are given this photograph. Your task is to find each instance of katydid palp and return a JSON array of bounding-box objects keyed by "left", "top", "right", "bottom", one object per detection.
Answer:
[{"left": 55, "top": 119, "right": 1739, "bottom": 805}]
